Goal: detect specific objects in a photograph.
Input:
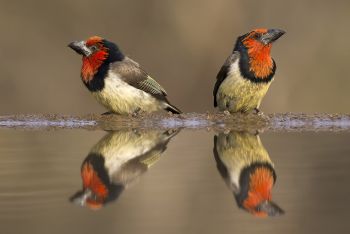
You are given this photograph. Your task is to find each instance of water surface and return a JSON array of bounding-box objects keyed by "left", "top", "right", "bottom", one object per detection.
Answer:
[{"left": 1, "top": 127, "right": 350, "bottom": 234}]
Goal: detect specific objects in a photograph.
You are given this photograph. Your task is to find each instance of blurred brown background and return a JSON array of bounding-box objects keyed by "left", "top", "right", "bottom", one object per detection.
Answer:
[{"left": 1, "top": 0, "right": 349, "bottom": 114}]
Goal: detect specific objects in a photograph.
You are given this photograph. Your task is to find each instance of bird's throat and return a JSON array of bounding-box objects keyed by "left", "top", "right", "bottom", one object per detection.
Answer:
[
  {"left": 81, "top": 162, "right": 108, "bottom": 200},
  {"left": 247, "top": 44, "right": 273, "bottom": 79},
  {"left": 81, "top": 51, "right": 108, "bottom": 83},
  {"left": 243, "top": 167, "right": 274, "bottom": 216}
]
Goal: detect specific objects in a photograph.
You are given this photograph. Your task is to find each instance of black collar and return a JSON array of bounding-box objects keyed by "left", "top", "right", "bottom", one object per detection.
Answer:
[
  {"left": 83, "top": 40, "right": 125, "bottom": 92},
  {"left": 234, "top": 39, "right": 276, "bottom": 83}
]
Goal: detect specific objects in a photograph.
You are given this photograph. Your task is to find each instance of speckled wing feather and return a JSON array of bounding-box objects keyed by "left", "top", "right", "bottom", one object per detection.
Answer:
[
  {"left": 213, "top": 52, "right": 240, "bottom": 107},
  {"left": 138, "top": 76, "right": 167, "bottom": 96},
  {"left": 110, "top": 58, "right": 168, "bottom": 101}
]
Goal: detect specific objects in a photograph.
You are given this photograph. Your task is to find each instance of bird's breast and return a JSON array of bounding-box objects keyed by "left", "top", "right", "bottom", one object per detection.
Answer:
[
  {"left": 217, "top": 59, "right": 272, "bottom": 112},
  {"left": 216, "top": 133, "right": 273, "bottom": 192},
  {"left": 91, "top": 73, "right": 163, "bottom": 114},
  {"left": 89, "top": 131, "right": 167, "bottom": 178}
]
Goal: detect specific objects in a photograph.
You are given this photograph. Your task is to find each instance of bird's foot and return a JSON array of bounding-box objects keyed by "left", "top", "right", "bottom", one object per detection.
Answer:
[
  {"left": 223, "top": 110, "right": 231, "bottom": 116},
  {"left": 130, "top": 108, "right": 144, "bottom": 118},
  {"left": 101, "top": 111, "right": 113, "bottom": 115},
  {"left": 130, "top": 112, "right": 138, "bottom": 118},
  {"left": 253, "top": 108, "right": 264, "bottom": 116}
]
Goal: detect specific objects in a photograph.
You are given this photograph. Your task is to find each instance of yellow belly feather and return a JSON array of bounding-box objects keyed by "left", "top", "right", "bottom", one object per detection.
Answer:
[
  {"left": 216, "top": 61, "right": 272, "bottom": 113},
  {"left": 216, "top": 132, "right": 272, "bottom": 190},
  {"left": 91, "top": 74, "right": 164, "bottom": 114}
]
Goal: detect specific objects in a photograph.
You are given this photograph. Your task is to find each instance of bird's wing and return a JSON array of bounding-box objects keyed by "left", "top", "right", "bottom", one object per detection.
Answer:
[
  {"left": 110, "top": 58, "right": 168, "bottom": 100},
  {"left": 139, "top": 75, "right": 168, "bottom": 96},
  {"left": 213, "top": 52, "right": 240, "bottom": 107},
  {"left": 213, "top": 135, "right": 229, "bottom": 180}
]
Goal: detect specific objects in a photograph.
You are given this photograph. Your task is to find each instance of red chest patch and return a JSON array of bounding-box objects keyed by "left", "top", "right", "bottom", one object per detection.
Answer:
[
  {"left": 243, "top": 167, "right": 274, "bottom": 216},
  {"left": 81, "top": 50, "right": 108, "bottom": 83},
  {"left": 243, "top": 39, "right": 273, "bottom": 79},
  {"left": 81, "top": 162, "right": 108, "bottom": 200}
]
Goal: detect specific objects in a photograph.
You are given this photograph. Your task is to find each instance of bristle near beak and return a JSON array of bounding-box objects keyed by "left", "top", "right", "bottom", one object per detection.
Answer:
[{"left": 70, "top": 188, "right": 92, "bottom": 207}]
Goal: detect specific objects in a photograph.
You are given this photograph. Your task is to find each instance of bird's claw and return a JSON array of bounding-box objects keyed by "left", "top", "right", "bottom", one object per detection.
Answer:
[
  {"left": 253, "top": 108, "right": 264, "bottom": 116},
  {"left": 130, "top": 108, "right": 145, "bottom": 118},
  {"left": 101, "top": 111, "right": 113, "bottom": 115},
  {"left": 223, "top": 110, "right": 231, "bottom": 116}
]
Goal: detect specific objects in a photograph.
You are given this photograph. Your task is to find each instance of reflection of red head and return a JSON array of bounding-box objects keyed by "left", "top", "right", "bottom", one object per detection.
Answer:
[
  {"left": 243, "top": 167, "right": 274, "bottom": 217},
  {"left": 85, "top": 199, "right": 104, "bottom": 210},
  {"left": 81, "top": 162, "right": 108, "bottom": 210}
]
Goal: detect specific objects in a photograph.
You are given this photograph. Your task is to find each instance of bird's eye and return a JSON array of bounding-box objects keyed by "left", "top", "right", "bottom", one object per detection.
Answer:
[
  {"left": 252, "top": 33, "right": 261, "bottom": 40},
  {"left": 90, "top": 45, "right": 98, "bottom": 52}
]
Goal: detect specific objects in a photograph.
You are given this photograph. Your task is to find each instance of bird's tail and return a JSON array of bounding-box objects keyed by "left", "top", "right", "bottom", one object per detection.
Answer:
[{"left": 165, "top": 103, "right": 182, "bottom": 114}]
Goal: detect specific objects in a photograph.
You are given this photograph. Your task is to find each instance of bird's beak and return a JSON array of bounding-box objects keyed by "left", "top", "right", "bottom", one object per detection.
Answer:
[
  {"left": 68, "top": 40, "right": 92, "bottom": 57},
  {"left": 261, "top": 29, "right": 285, "bottom": 45},
  {"left": 255, "top": 200, "right": 285, "bottom": 216}
]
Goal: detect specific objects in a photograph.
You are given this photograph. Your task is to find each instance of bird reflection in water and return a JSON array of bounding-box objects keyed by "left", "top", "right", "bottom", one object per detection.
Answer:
[
  {"left": 70, "top": 129, "right": 180, "bottom": 209},
  {"left": 213, "top": 131, "right": 284, "bottom": 217}
]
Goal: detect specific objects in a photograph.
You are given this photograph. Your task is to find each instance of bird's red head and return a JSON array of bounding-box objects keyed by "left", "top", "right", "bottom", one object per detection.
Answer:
[
  {"left": 82, "top": 36, "right": 109, "bottom": 83},
  {"left": 70, "top": 155, "right": 125, "bottom": 210},
  {"left": 242, "top": 166, "right": 283, "bottom": 217},
  {"left": 68, "top": 36, "right": 124, "bottom": 84},
  {"left": 238, "top": 28, "right": 285, "bottom": 79},
  {"left": 68, "top": 36, "right": 109, "bottom": 83}
]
